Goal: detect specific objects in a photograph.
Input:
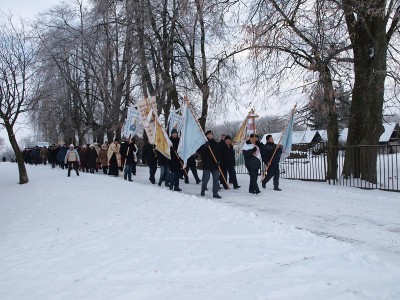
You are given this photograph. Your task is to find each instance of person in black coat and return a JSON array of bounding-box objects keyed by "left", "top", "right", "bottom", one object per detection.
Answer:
[
  {"left": 242, "top": 134, "right": 262, "bottom": 194},
  {"left": 261, "top": 134, "right": 283, "bottom": 191},
  {"left": 169, "top": 129, "right": 182, "bottom": 191},
  {"left": 197, "top": 130, "right": 222, "bottom": 199},
  {"left": 87, "top": 145, "right": 98, "bottom": 173},
  {"left": 219, "top": 135, "right": 240, "bottom": 189},
  {"left": 142, "top": 141, "right": 158, "bottom": 184},
  {"left": 123, "top": 139, "right": 137, "bottom": 181},
  {"left": 184, "top": 154, "right": 201, "bottom": 184}
]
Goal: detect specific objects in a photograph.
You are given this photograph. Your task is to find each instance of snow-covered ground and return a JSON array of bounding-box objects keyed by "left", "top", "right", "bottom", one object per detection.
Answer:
[{"left": 1, "top": 162, "right": 399, "bottom": 299}]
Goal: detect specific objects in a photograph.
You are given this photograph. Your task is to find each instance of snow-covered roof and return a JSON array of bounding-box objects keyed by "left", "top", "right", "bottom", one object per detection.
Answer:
[
  {"left": 318, "top": 130, "right": 328, "bottom": 142},
  {"left": 339, "top": 122, "right": 399, "bottom": 144},
  {"left": 261, "top": 130, "right": 321, "bottom": 145}
]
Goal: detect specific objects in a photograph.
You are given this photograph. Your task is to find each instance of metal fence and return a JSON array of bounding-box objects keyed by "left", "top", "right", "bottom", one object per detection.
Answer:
[{"left": 234, "top": 143, "right": 400, "bottom": 192}]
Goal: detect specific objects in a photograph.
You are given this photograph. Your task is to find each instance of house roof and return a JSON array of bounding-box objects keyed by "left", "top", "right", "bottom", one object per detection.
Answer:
[
  {"left": 261, "top": 130, "right": 321, "bottom": 145},
  {"left": 339, "top": 122, "right": 399, "bottom": 144}
]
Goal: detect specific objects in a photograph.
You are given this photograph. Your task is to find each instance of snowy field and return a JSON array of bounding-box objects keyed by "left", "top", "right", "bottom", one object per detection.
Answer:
[{"left": 1, "top": 162, "right": 400, "bottom": 299}]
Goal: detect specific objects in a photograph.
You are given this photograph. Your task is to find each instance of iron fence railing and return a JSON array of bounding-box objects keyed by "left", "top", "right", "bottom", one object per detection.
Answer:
[{"left": 234, "top": 143, "right": 399, "bottom": 192}]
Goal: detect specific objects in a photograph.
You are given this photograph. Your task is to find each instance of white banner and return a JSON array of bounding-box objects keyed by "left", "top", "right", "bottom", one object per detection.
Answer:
[
  {"left": 122, "top": 106, "right": 143, "bottom": 138},
  {"left": 168, "top": 110, "right": 184, "bottom": 135}
]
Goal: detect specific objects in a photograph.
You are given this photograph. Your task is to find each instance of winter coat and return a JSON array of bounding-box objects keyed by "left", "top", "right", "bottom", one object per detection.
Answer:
[
  {"left": 107, "top": 143, "right": 121, "bottom": 167},
  {"left": 142, "top": 143, "right": 157, "bottom": 166},
  {"left": 264, "top": 142, "right": 282, "bottom": 167},
  {"left": 57, "top": 147, "right": 68, "bottom": 162},
  {"left": 197, "top": 138, "right": 220, "bottom": 171},
  {"left": 124, "top": 143, "right": 138, "bottom": 165},
  {"left": 98, "top": 147, "right": 109, "bottom": 167},
  {"left": 40, "top": 147, "right": 49, "bottom": 159},
  {"left": 87, "top": 147, "right": 98, "bottom": 169},
  {"left": 242, "top": 140, "right": 261, "bottom": 171},
  {"left": 79, "top": 147, "right": 88, "bottom": 165},
  {"left": 157, "top": 151, "right": 169, "bottom": 167},
  {"left": 169, "top": 137, "right": 182, "bottom": 172},
  {"left": 64, "top": 149, "right": 80, "bottom": 164},
  {"left": 220, "top": 143, "right": 236, "bottom": 170},
  {"left": 186, "top": 154, "right": 198, "bottom": 169}
]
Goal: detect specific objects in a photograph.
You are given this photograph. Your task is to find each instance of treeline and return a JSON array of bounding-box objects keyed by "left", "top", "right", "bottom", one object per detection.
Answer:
[{"left": 1, "top": 0, "right": 400, "bottom": 184}]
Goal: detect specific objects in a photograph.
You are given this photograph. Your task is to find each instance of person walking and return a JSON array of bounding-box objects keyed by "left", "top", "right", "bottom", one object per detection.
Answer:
[
  {"left": 261, "top": 134, "right": 283, "bottom": 191},
  {"left": 123, "top": 139, "right": 137, "bottom": 181},
  {"left": 197, "top": 130, "right": 222, "bottom": 199},
  {"left": 220, "top": 135, "right": 240, "bottom": 189},
  {"left": 98, "top": 143, "right": 109, "bottom": 174},
  {"left": 242, "top": 134, "right": 262, "bottom": 194},
  {"left": 184, "top": 153, "right": 201, "bottom": 184},
  {"left": 157, "top": 151, "right": 170, "bottom": 187},
  {"left": 108, "top": 139, "right": 121, "bottom": 176},
  {"left": 142, "top": 141, "right": 158, "bottom": 184},
  {"left": 64, "top": 144, "right": 80, "bottom": 177},
  {"left": 169, "top": 128, "right": 182, "bottom": 191}
]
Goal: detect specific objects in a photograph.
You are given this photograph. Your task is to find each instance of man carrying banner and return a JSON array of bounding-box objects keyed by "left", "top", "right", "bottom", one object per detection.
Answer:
[
  {"left": 261, "top": 135, "right": 283, "bottom": 191},
  {"left": 197, "top": 130, "right": 222, "bottom": 199},
  {"left": 169, "top": 128, "right": 182, "bottom": 192}
]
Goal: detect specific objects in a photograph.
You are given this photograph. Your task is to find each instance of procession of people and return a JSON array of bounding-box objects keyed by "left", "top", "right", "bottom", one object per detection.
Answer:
[{"left": 20, "top": 128, "right": 284, "bottom": 198}]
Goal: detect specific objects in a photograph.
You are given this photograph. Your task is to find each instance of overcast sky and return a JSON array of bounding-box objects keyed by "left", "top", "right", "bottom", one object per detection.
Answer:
[{"left": 0, "top": 0, "right": 58, "bottom": 20}]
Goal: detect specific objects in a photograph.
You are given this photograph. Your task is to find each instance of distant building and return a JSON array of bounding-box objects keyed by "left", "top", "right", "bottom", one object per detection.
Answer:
[
  {"left": 262, "top": 130, "right": 323, "bottom": 148},
  {"left": 339, "top": 123, "right": 400, "bottom": 145}
]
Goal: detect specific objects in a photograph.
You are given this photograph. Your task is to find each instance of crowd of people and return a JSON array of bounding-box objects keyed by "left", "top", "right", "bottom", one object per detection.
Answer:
[{"left": 20, "top": 131, "right": 283, "bottom": 197}]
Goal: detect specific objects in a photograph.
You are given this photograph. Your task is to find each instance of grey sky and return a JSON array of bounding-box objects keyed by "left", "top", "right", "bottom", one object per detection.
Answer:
[{"left": 0, "top": 0, "right": 58, "bottom": 20}]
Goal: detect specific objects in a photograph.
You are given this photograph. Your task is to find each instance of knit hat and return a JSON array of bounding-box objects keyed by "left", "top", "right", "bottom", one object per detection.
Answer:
[
  {"left": 171, "top": 128, "right": 178, "bottom": 134},
  {"left": 205, "top": 130, "right": 213, "bottom": 135},
  {"left": 224, "top": 135, "right": 231, "bottom": 141},
  {"left": 69, "top": 144, "right": 74, "bottom": 148}
]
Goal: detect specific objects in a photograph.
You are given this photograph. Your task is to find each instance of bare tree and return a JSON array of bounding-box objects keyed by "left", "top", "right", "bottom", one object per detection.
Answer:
[
  {"left": 341, "top": 0, "right": 400, "bottom": 182},
  {"left": 174, "top": 0, "right": 239, "bottom": 129},
  {"left": 247, "top": 0, "right": 352, "bottom": 180},
  {"left": 0, "top": 14, "right": 39, "bottom": 184}
]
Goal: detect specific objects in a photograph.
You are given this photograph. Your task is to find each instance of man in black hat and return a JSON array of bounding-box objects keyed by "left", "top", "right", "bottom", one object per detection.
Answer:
[
  {"left": 219, "top": 135, "right": 240, "bottom": 189},
  {"left": 261, "top": 134, "right": 282, "bottom": 191},
  {"left": 169, "top": 128, "right": 182, "bottom": 191},
  {"left": 196, "top": 130, "right": 222, "bottom": 198}
]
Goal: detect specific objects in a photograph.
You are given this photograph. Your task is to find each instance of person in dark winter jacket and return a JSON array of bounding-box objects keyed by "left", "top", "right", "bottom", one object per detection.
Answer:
[
  {"left": 123, "top": 139, "right": 137, "bottom": 181},
  {"left": 119, "top": 137, "right": 128, "bottom": 168},
  {"left": 261, "top": 134, "right": 283, "bottom": 191},
  {"left": 219, "top": 135, "right": 240, "bottom": 189},
  {"left": 79, "top": 145, "right": 89, "bottom": 172},
  {"left": 87, "top": 145, "right": 98, "bottom": 173},
  {"left": 57, "top": 145, "right": 68, "bottom": 169},
  {"left": 31, "top": 146, "right": 40, "bottom": 165},
  {"left": 184, "top": 154, "right": 201, "bottom": 184},
  {"left": 48, "top": 145, "right": 58, "bottom": 168},
  {"left": 142, "top": 141, "right": 158, "bottom": 184},
  {"left": 169, "top": 128, "right": 182, "bottom": 191},
  {"left": 242, "top": 134, "right": 262, "bottom": 194},
  {"left": 197, "top": 130, "right": 222, "bottom": 199}
]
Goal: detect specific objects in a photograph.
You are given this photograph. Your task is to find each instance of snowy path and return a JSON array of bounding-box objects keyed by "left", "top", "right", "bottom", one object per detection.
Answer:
[{"left": 1, "top": 163, "right": 399, "bottom": 299}]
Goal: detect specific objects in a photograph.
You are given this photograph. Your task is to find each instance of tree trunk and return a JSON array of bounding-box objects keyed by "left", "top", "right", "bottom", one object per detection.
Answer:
[
  {"left": 320, "top": 65, "right": 339, "bottom": 181},
  {"left": 4, "top": 120, "right": 29, "bottom": 184},
  {"left": 342, "top": 1, "right": 387, "bottom": 183}
]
